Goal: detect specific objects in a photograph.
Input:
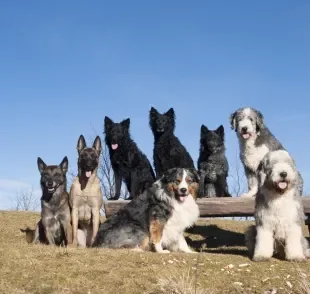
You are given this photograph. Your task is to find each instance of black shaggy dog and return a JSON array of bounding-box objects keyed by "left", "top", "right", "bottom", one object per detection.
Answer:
[
  {"left": 149, "top": 107, "right": 195, "bottom": 179},
  {"left": 197, "top": 124, "right": 231, "bottom": 198},
  {"left": 104, "top": 116, "right": 155, "bottom": 200}
]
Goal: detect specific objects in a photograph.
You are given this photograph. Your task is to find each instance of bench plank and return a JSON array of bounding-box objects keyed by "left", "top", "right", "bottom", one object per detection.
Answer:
[{"left": 104, "top": 197, "right": 310, "bottom": 218}]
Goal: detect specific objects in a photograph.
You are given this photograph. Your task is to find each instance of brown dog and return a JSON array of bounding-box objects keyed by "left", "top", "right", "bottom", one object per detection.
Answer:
[{"left": 69, "top": 135, "right": 103, "bottom": 247}]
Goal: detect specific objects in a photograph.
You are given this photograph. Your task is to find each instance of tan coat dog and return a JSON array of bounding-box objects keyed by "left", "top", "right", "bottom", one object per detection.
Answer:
[{"left": 70, "top": 135, "right": 103, "bottom": 247}]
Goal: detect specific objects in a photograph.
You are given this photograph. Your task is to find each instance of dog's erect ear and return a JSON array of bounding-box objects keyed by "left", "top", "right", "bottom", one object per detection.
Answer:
[
  {"left": 150, "top": 107, "right": 158, "bottom": 117},
  {"left": 255, "top": 110, "right": 264, "bottom": 132},
  {"left": 59, "top": 156, "right": 68, "bottom": 173},
  {"left": 229, "top": 111, "right": 237, "bottom": 131},
  {"left": 104, "top": 116, "right": 113, "bottom": 131},
  {"left": 216, "top": 125, "right": 225, "bottom": 139},
  {"left": 121, "top": 118, "right": 130, "bottom": 129},
  {"left": 187, "top": 168, "right": 200, "bottom": 183},
  {"left": 92, "top": 136, "right": 102, "bottom": 154},
  {"left": 77, "top": 135, "right": 87, "bottom": 153},
  {"left": 201, "top": 124, "right": 209, "bottom": 134},
  {"left": 37, "top": 157, "right": 46, "bottom": 174},
  {"left": 165, "top": 108, "right": 175, "bottom": 120}
]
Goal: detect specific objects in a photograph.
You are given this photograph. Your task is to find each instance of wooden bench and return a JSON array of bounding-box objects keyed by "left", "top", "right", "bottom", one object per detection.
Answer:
[{"left": 104, "top": 197, "right": 310, "bottom": 235}]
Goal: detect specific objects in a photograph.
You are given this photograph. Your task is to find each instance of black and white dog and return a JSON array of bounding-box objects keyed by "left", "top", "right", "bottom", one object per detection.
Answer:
[
  {"left": 230, "top": 107, "right": 286, "bottom": 197},
  {"left": 93, "top": 168, "right": 200, "bottom": 253}
]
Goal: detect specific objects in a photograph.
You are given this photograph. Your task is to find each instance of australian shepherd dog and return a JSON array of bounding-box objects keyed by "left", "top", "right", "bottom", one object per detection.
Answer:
[{"left": 93, "top": 168, "right": 200, "bottom": 253}]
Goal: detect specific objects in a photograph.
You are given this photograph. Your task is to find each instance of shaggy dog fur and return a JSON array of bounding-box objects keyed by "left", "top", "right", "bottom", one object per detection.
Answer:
[
  {"left": 104, "top": 116, "right": 155, "bottom": 200},
  {"left": 197, "top": 124, "right": 231, "bottom": 198},
  {"left": 149, "top": 107, "right": 195, "bottom": 179},
  {"left": 245, "top": 150, "right": 309, "bottom": 262},
  {"left": 93, "top": 168, "right": 200, "bottom": 253},
  {"left": 230, "top": 107, "right": 285, "bottom": 197}
]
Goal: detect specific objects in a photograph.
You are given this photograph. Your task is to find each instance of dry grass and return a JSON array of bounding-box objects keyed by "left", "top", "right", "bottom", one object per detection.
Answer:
[{"left": 1, "top": 210, "right": 310, "bottom": 294}]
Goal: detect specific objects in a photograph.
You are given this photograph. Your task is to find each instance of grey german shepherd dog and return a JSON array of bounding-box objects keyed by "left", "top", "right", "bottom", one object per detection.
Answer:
[{"left": 21, "top": 156, "right": 72, "bottom": 246}]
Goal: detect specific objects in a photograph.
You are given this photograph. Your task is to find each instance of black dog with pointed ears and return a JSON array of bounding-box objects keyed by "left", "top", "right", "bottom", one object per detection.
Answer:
[
  {"left": 149, "top": 107, "right": 195, "bottom": 179},
  {"left": 104, "top": 116, "right": 155, "bottom": 200},
  {"left": 197, "top": 125, "right": 231, "bottom": 198}
]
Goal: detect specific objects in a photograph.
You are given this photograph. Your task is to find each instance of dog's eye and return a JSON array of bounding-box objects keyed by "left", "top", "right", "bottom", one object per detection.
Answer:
[
  {"left": 175, "top": 180, "right": 181, "bottom": 184},
  {"left": 249, "top": 117, "right": 253, "bottom": 122},
  {"left": 55, "top": 173, "right": 62, "bottom": 178}
]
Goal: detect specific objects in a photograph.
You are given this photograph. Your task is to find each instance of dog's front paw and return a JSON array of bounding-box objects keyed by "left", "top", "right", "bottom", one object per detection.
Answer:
[
  {"left": 252, "top": 255, "right": 271, "bottom": 262},
  {"left": 240, "top": 193, "right": 255, "bottom": 198},
  {"left": 286, "top": 255, "right": 306, "bottom": 262},
  {"left": 158, "top": 249, "right": 170, "bottom": 254}
]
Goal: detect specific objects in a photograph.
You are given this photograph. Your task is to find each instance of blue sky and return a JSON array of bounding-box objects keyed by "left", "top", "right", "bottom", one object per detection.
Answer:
[{"left": 1, "top": 1, "right": 310, "bottom": 209}]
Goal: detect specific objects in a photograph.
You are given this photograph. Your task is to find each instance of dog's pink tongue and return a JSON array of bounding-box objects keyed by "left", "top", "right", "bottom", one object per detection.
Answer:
[
  {"left": 111, "top": 144, "right": 118, "bottom": 150},
  {"left": 242, "top": 133, "right": 250, "bottom": 139},
  {"left": 278, "top": 182, "right": 287, "bottom": 189},
  {"left": 179, "top": 196, "right": 187, "bottom": 202},
  {"left": 86, "top": 171, "right": 92, "bottom": 178}
]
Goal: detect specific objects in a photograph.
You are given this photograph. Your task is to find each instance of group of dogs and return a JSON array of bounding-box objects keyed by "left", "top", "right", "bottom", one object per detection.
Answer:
[{"left": 21, "top": 106, "right": 310, "bottom": 262}]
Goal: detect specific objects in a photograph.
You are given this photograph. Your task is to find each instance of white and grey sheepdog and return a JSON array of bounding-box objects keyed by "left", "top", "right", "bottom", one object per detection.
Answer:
[{"left": 245, "top": 150, "right": 309, "bottom": 262}]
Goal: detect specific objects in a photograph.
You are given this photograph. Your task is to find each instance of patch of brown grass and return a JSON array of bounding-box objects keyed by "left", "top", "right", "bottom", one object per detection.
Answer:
[{"left": 0, "top": 210, "right": 309, "bottom": 294}]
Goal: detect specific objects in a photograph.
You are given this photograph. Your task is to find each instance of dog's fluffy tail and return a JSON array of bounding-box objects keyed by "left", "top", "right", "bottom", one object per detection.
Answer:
[
  {"left": 245, "top": 225, "right": 256, "bottom": 259},
  {"left": 20, "top": 227, "right": 35, "bottom": 243}
]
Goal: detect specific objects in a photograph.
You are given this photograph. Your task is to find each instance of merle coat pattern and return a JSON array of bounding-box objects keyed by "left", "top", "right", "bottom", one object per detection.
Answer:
[
  {"left": 149, "top": 107, "right": 195, "bottom": 179},
  {"left": 104, "top": 116, "right": 155, "bottom": 200},
  {"left": 197, "top": 125, "right": 231, "bottom": 198},
  {"left": 92, "top": 168, "right": 200, "bottom": 253}
]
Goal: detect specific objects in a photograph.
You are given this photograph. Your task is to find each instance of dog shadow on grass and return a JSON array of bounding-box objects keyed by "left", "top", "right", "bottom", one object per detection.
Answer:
[{"left": 185, "top": 224, "right": 248, "bottom": 256}]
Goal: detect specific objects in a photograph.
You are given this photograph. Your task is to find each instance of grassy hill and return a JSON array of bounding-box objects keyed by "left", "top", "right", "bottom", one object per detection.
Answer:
[{"left": 0, "top": 210, "right": 309, "bottom": 294}]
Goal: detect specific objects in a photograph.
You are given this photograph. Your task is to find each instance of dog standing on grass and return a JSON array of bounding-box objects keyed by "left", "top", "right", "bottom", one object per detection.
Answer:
[
  {"left": 21, "top": 156, "right": 72, "bottom": 246},
  {"left": 69, "top": 135, "right": 103, "bottom": 247},
  {"left": 245, "top": 150, "right": 309, "bottom": 262}
]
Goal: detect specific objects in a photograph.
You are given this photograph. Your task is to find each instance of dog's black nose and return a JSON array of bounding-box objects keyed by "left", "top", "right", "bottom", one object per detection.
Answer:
[
  {"left": 241, "top": 126, "right": 248, "bottom": 132},
  {"left": 280, "top": 172, "right": 287, "bottom": 178},
  {"left": 180, "top": 188, "right": 187, "bottom": 194},
  {"left": 47, "top": 180, "right": 53, "bottom": 187}
]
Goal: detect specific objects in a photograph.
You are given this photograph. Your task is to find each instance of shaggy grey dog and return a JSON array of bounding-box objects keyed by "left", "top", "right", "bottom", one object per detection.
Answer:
[
  {"left": 245, "top": 150, "right": 309, "bottom": 262},
  {"left": 197, "top": 124, "right": 231, "bottom": 198},
  {"left": 230, "top": 107, "right": 285, "bottom": 197}
]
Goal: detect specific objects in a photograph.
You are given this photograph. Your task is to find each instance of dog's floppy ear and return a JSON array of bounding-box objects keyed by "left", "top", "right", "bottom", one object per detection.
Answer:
[
  {"left": 201, "top": 124, "right": 209, "bottom": 135},
  {"left": 121, "top": 118, "right": 130, "bottom": 129},
  {"left": 165, "top": 108, "right": 175, "bottom": 120},
  {"left": 59, "top": 156, "right": 68, "bottom": 173},
  {"left": 215, "top": 125, "right": 225, "bottom": 140},
  {"left": 255, "top": 110, "right": 264, "bottom": 132},
  {"left": 104, "top": 116, "right": 113, "bottom": 132},
  {"left": 92, "top": 136, "right": 102, "bottom": 154},
  {"left": 229, "top": 111, "right": 237, "bottom": 131},
  {"left": 37, "top": 157, "right": 46, "bottom": 174},
  {"left": 77, "top": 135, "right": 87, "bottom": 154}
]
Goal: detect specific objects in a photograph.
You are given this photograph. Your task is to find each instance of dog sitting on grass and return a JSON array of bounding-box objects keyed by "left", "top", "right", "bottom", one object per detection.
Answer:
[
  {"left": 245, "top": 150, "right": 309, "bottom": 262},
  {"left": 21, "top": 156, "right": 72, "bottom": 246},
  {"left": 93, "top": 168, "right": 200, "bottom": 253}
]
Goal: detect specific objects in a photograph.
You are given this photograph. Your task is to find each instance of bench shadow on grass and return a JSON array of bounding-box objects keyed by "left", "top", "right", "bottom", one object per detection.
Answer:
[{"left": 185, "top": 224, "right": 248, "bottom": 257}]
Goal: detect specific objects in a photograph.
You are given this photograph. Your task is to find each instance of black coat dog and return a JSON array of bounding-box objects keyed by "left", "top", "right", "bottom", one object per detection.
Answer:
[
  {"left": 197, "top": 125, "right": 231, "bottom": 198},
  {"left": 149, "top": 107, "right": 195, "bottom": 179},
  {"left": 104, "top": 116, "right": 155, "bottom": 200}
]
